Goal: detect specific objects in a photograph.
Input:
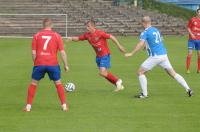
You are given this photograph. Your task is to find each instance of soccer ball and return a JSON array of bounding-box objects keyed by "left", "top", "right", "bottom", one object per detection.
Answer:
[{"left": 64, "top": 82, "right": 75, "bottom": 92}]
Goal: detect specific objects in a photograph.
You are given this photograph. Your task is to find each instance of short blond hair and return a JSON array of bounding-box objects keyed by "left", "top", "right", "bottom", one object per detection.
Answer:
[
  {"left": 142, "top": 16, "right": 151, "bottom": 23},
  {"left": 43, "top": 18, "right": 52, "bottom": 28}
]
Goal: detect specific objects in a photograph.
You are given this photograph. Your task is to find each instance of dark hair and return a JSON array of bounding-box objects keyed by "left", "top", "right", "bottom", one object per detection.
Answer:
[
  {"left": 86, "top": 19, "right": 96, "bottom": 26},
  {"left": 197, "top": 8, "right": 200, "bottom": 12}
]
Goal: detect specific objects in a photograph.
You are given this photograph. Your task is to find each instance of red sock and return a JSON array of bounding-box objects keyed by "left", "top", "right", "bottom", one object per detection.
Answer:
[
  {"left": 198, "top": 57, "right": 200, "bottom": 71},
  {"left": 56, "top": 84, "right": 66, "bottom": 105},
  {"left": 105, "top": 72, "right": 118, "bottom": 85},
  {"left": 26, "top": 84, "right": 37, "bottom": 105},
  {"left": 186, "top": 55, "right": 191, "bottom": 71}
]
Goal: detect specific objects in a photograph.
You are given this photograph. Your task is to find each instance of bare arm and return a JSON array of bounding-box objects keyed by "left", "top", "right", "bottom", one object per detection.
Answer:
[
  {"left": 67, "top": 37, "right": 80, "bottom": 42},
  {"left": 110, "top": 35, "right": 126, "bottom": 53},
  {"left": 187, "top": 27, "right": 195, "bottom": 39},
  {"left": 60, "top": 50, "right": 69, "bottom": 72},
  {"left": 32, "top": 50, "right": 36, "bottom": 62},
  {"left": 124, "top": 40, "right": 145, "bottom": 57}
]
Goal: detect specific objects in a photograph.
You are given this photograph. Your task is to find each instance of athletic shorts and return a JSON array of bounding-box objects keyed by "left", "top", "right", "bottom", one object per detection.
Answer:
[
  {"left": 141, "top": 55, "right": 173, "bottom": 71},
  {"left": 188, "top": 40, "right": 200, "bottom": 50},
  {"left": 96, "top": 54, "right": 111, "bottom": 69},
  {"left": 32, "top": 65, "right": 61, "bottom": 81}
]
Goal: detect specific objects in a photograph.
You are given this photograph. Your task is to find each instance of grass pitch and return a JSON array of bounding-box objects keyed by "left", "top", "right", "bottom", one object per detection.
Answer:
[{"left": 0, "top": 36, "right": 199, "bottom": 132}]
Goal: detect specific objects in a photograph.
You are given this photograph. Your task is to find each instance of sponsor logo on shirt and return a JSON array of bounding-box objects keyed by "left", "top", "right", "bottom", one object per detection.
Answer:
[
  {"left": 40, "top": 51, "right": 51, "bottom": 55},
  {"left": 95, "top": 37, "right": 99, "bottom": 41}
]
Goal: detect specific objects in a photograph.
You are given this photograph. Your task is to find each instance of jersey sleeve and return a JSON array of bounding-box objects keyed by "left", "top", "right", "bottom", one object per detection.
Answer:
[
  {"left": 56, "top": 33, "right": 64, "bottom": 51},
  {"left": 140, "top": 31, "right": 147, "bottom": 41},
  {"left": 100, "top": 31, "right": 111, "bottom": 39},
  {"left": 32, "top": 34, "right": 37, "bottom": 50},
  {"left": 78, "top": 33, "right": 87, "bottom": 40}
]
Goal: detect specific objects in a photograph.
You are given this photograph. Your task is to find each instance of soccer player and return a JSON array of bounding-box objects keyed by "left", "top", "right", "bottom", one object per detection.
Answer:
[
  {"left": 67, "top": 20, "right": 126, "bottom": 92},
  {"left": 24, "top": 18, "right": 69, "bottom": 112},
  {"left": 125, "top": 16, "right": 193, "bottom": 98},
  {"left": 186, "top": 8, "right": 200, "bottom": 73}
]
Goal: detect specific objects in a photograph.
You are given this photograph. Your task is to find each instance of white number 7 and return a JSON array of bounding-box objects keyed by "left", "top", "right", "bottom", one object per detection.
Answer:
[{"left": 42, "top": 36, "right": 52, "bottom": 50}]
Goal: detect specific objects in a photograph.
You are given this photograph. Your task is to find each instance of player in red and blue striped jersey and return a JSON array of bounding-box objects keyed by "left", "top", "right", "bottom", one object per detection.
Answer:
[{"left": 67, "top": 20, "right": 126, "bottom": 92}]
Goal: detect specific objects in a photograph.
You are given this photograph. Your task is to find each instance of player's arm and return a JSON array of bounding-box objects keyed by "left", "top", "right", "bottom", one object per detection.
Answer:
[
  {"left": 187, "top": 27, "right": 196, "bottom": 39},
  {"left": 60, "top": 50, "right": 69, "bottom": 72},
  {"left": 57, "top": 33, "right": 69, "bottom": 72},
  {"left": 32, "top": 50, "right": 36, "bottom": 62},
  {"left": 187, "top": 19, "right": 196, "bottom": 39},
  {"left": 110, "top": 35, "right": 126, "bottom": 53},
  {"left": 124, "top": 40, "right": 145, "bottom": 57},
  {"left": 32, "top": 35, "right": 37, "bottom": 62},
  {"left": 67, "top": 33, "right": 88, "bottom": 42},
  {"left": 67, "top": 37, "right": 80, "bottom": 42}
]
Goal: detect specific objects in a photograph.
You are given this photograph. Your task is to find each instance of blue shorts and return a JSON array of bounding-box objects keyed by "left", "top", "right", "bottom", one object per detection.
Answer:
[
  {"left": 32, "top": 65, "right": 61, "bottom": 81},
  {"left": 188, "top": 40, "right": 200, "bottom": 50},
  {"left": 96, "top": 54, "right": 111, "bottom": 69}
]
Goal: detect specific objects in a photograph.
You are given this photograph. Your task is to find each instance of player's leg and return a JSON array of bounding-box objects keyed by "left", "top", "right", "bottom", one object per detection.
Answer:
[
  {"left": 165, "top": 68, "right": 192, "bottom": 96},
  {"left": 195, "top": 40, "right": 200, "bottom": 73},
  {"left": 24, "top": 79, "right": 39, "bottom": 112},
  {"left": 197, "top": 50, "right": 200, "bottom": 73},
  {"left": 97, "top": 55, "right": 124, "bottom": 92},
  {"left": 186, "top": 40, "right": 194, "bottom": 73},
  {"left": 47, "top": 65, "right": 69, "bottom": 111},
  {"left": 24, "top": 66, "right": 46, "bottom": 112},
  {"left": 99, "top": 67, "right": 118, "bottom": 86},
  {"left": 54, "top": 80, "right": 69, "bottom": 112},
  {"left": 160, "top": 57, "right": 192, "bottom": 97},
  {"left": 137, "top": 57, "right": 157, "bottom": 98},
  {"left": 99, "top": 67, "right": 124, "bottom": 92},
  {"left": 137, "top": 67, "right": 148, "bottom": 98}
]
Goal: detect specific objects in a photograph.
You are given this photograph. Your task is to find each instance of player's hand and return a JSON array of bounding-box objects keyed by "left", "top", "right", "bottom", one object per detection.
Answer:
[
  {"left": 143, "top": 45, "right": 147, "bottom": 51},
  {"left": 64, "top": 65, "right": 69, "bottom": 72},
  {"left": 66, "top": 37, "right": 73, "bottom": 42},
  {"left": 191, "top": 34, "right": 196, "bottom": 39},
  {"left": 124, "top": 53, "right": 133, "bottom": 57},
  {"left": 119, "top": 46, "right": 126, "bottom": 53}
]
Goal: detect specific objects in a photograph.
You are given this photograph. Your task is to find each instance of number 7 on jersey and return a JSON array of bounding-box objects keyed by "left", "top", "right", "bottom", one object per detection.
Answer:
[{"left": 42, "top": 36, "right": 52, "bottom": 50}]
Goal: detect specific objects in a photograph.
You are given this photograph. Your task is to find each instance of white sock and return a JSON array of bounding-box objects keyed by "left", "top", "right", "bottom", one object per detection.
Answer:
[
  {"left": 138, "top": 75, "right": 148, "bottom": 96},
  {"left": 174, "top": 74, "right": 190, "bottom": 91},
  {"left": 62, "top": 104, "right": 67, "bottom": 110},
  {"left": 26, "top": 104, "right": 31, "bottom": 111}
]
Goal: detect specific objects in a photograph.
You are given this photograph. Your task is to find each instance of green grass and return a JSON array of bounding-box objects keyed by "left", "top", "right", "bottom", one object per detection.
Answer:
[{"left": 0, "top": 36, "right": 200, "bottom": 132}]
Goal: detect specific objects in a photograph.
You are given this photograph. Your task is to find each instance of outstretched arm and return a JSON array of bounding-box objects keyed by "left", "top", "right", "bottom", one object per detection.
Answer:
[
  {"left": 110, "top": 35, "right": 126, "bottom": 53},
  {"left": 124, "top": 40, "right": 145, "bottom": 57},
  {"left": 60, "top": 50, "right": 69, "bottom": 72},
  {"left": 67, "top": 37, "right": 80, "bottom": 42}
]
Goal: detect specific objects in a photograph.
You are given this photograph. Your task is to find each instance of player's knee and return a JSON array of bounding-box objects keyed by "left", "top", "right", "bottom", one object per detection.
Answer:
[
  {"left": 137, "top": 71, "right": 144, "bottom": 76},
  {"left": 31, "top": 82, "right": 38, "bottom": 86},
  {"left": 54, "top": 80, "right": 62, "bottom": 85},
  {"left": 187, "top": 53, "right": 192, "bottom": 57},
  {"left": 31, "top": 79, "right": 38, "bottom": 86},
  {"left": 99, "top": 71, "right": 107, "bottom": 77}
]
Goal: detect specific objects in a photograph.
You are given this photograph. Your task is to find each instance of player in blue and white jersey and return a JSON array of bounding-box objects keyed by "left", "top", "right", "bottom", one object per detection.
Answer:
[{"left": 125, "top": 16, "right": 193, "bottom": 98}]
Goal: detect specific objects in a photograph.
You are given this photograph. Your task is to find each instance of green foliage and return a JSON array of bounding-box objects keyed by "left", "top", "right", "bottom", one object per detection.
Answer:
[{"left": 139, "top": 0, "right": 195, "bottom": 20}]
